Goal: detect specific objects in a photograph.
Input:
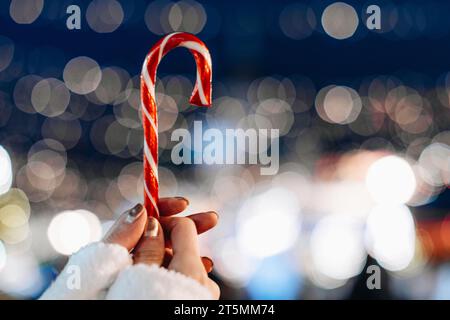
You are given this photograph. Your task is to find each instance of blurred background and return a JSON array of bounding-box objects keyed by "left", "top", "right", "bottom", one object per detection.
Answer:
[{"left": 1, "top": 0, "right": 450, "bottom": 300}]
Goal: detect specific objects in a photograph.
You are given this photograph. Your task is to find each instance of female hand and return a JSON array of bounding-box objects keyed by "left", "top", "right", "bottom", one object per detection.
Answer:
[{"left": 103, "top": 197, "right": 220, "bottom": 298}]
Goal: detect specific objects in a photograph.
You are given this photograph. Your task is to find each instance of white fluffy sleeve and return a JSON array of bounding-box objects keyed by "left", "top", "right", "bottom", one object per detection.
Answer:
[
  {"left": 106, "top": 264, "right": 213, "bottom": 300},
  {"left": 40, "top": 242, "right": 212, "bottom": 300},
  {"left": 40, "top": 242, "right": 132, "bottom": 300}
]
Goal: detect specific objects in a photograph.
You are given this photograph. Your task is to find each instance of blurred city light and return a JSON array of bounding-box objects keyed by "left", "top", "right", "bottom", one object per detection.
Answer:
[
  {"left": 86, "top": 0, "right": 124, "bottom": 33},
  {"left": 47, "top": 210, "right": 102, "bottom": 255},
  {"left": 310, "top": 215, "right": 366, "bottom": 281},
  {"left": 236, "top": 188, "right": 301, "bottom": 258},
  {"left": 0, "top": 36, "right": 14, "bottom": 73},
  {"left": 0, "top": 241, "right": 6, "bottom": 271},
  {"left": 279, "top": 3, "right": 316, "bottom": 40},
  {"left": 247, "top": 255, "right": 302, "bottom": 299},
  {"left": 0, "top": 253, "right": 45, "bottom": 298},
  {"left": 365, "top": 155, "right": 417, "bottom": 205},
  {"left": 63, "top": 56, "right": 102, "bottom": 95},
  {"left": 9, "top": 0, "right": 44, "bottom": 24},
  {"left": 316, "top": 85, "right": 362, "bottom": 124},
  {"left": 321, "top": 2, "right": 359, "bottom": 40},
  {"left": 145, "top": 0, "right": 207, "bottom": 35},
  {"left": 365, "top": 204, "right": 416, "bottom": 271},
  {"left": 0, "top": 146, "right": 13, "bottom": 196},
  {"left": 31, "top": 78, "right": 70, "bottom": 117},
  {"left": 213, "top": 238, "right": 259, "bottom": 288}
]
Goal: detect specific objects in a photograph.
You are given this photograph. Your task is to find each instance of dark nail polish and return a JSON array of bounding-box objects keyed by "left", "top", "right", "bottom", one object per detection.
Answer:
[
  {"left": 126, "top": 203, "right": 143, "bottom": 223},
  {"left": 175, "top": 197, "right": 189, "bottom": 205}
]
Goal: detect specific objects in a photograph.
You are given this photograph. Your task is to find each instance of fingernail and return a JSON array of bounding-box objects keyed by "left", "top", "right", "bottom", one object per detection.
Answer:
[
  {"left": 175, "top": 196, "right": 189, "bottom": 205},
  {"left": 145, "top": 217, "right": 159, "bottom": 237},
  {"left": 201, "top": 211, "right": 219, "bottom": 220},
  {"left": 202, "top": 256, "right": 214, "bottom": 272},
  {"left": 208, "top": 211, "right": 219, "bottom": 219},
  {"left": 126, "top": 203, "right": 144, "bottom": 223}
]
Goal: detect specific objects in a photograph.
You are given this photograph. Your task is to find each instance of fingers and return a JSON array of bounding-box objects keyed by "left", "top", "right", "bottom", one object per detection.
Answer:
[
  {"left": 160, "top": 211, "right": 218, "bottom": 236},
  {"left": 161, "top": 215, "right": 219, "bottom": 299},
  {"left": 158, "top": 197, "right": 189, "bottom": 216},
  {"left": 167, "top": 218, "right": 200, "bottom": 257},
  {"left": 187, "top": 211, "right": 218, "bottom": 234},
  {"left": 103, "top": 204, "right": 147, "bottom": 252},
  {"left": 133, "top": 217, "right": 165, "bottom": 266},
  {"left": 163, "top": 249, "right": 214, "bottom": 274}
]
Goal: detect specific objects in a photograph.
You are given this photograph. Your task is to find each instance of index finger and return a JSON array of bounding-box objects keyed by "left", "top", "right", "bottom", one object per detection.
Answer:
[{"left": 158, "top": 197, "right": 189, "bottom": 216}]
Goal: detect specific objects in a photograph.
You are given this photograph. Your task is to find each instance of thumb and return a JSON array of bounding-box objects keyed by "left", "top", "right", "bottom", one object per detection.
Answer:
[
  {"left": 132, "top": 217, "right": 165, "bottom": 266},
  {"left": 103, "top": 204, "right": 147, "bottom": 251}
]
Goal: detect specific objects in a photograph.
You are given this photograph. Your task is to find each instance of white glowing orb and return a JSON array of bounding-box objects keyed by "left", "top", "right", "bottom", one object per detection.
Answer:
[
  {"left": 236, "top": 188, "right": 301, "bottom": 258},
  {"left": 365, "top": 204, "right": 416, "bottom": 271},
  {"left": 213, "top": 238, "right": 259, "bottom": 287},
  {"left": 47, "top": 210, "right": 102, "bottom": 255},
  {"left": 310, "top": 215, "right": 366, "bottom": 280},
  {"left": 0, "top": 241, "right": 6, "bottom": 271},
  {"left": 0, "top": 146, "right": 13, "bottom": 195},
  {"left": 0, "top": 253, "right": 43, "bottom": 297},
  {"left": 365, "top": 155, "right": 416, "bottom": 204}
]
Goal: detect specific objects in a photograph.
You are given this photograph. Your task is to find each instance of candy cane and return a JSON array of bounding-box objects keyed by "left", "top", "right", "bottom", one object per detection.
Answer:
[{"left": 141, "top": 32, "right": 212, "bottom": 218}]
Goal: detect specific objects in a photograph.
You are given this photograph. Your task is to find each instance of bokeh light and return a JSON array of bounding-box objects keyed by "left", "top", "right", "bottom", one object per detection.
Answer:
[
  {"left": 365, "top": 155, "right": 417, "bottom": 204},
  {"left": 9, "top": 0, "right": 44, "bottom": 24},
  {"left": 247, "top": 255, "right": 302, "bottom": 299},
  {"left": 321, "top": 2, "right": 359, "bottom": 39},
  {"left": 63, "top": 56, "right": 102, "bottom": 95},
  {"left": 47, "top": 210, "right": 102, "bottom": 255},
  {"left": 279, "top": 3, "right": 316, "bottom": 40},
  {"left": 212, "top": 237, "right": 259, "bottom": 287},
  {"left": 318, "top": 85, "right": 362, "bottom": 124},
  {"left": 236, "top": 188, "right": 301, "bottom": 258},
  {"left": 0, "top": 241, "right": 6, "bottom": 271},
  {"left": 86, "top": 0, "right": 124, "bottom": 33},
  {"left": 31, "top": 78, "right": 71, "bottom": 117},
  {"left": 365, "top": 204, "right": 416, "bottom": 271},
  {"left": 13, "top": 75, "right": 43, "bottom": 114},
  {"left": 310, "top": 215, "right": 366, "bottom": 281},
  {"left": 0, "top": 253, "right": 45, "bottom": 298},
  {"left": 145, "top": 0, "right": 207, "bottom": 35},
  {"left": 0, "top": 36, "right": 15, "bottom": 72},
  {"left": 0, "top": 146, "right": 13, "bottom": 196}
]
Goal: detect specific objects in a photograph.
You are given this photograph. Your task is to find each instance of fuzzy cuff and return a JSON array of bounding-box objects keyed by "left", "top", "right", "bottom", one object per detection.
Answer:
[
  {"left": 106, "top": 264, "right": 213, "bottom": 300},
  {"left": 40, "top": 242, "right": 132, "bottom": 300}
]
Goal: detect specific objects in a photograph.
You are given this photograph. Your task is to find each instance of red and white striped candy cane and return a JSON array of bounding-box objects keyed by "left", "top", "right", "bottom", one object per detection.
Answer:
[{"left": 141, "top": 32, "right": 212, "bottom": 218}]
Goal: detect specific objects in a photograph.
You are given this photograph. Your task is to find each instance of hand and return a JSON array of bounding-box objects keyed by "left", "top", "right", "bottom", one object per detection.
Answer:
[
  {"left": 159, "top": 215, "right": 220, "bottom": 298},
  {"left": 102, "top": 197, "right": 219, "bottom": 298}
]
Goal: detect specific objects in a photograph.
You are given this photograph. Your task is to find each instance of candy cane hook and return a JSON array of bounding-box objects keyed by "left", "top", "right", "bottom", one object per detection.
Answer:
[{"left": 141, "top": 32, "right": 212, "bottom": 218}]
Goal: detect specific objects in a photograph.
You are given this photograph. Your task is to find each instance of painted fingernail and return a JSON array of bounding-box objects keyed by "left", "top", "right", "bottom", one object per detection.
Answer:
[
  {"left": 175, "top": 197, "right": 189, "bottom": 205},
  {"left": 145, "top": 217, "right": 159, "bottom": 237},
  {"left": 202, "top": 256, "right": 214, "bottom": 272},
  {"left": 126, "top": 203, "right": 144, "bottom": 223}
]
